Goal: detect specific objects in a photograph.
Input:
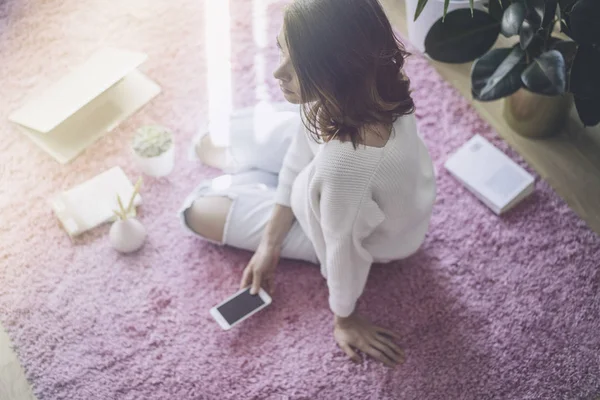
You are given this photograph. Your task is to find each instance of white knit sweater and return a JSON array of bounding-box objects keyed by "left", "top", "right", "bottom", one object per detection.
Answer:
[{"left": 275, "top": 114, "right": 436, "bottom": 317}]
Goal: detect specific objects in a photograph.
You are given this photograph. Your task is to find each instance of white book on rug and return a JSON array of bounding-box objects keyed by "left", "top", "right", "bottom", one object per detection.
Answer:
[
  {"left": 444, "top": 134, "right": 535, "bottom": 215},
  {"left": 49, "top": 166, "right": 142, "bottom": 238}
]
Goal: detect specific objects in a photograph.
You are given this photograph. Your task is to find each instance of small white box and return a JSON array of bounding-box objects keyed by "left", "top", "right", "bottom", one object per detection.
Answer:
[{"left": 444, "top": 135, "right": 535, "bottom": 215}]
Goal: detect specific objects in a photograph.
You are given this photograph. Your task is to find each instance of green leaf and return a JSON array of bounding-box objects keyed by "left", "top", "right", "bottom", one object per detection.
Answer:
[
  {"left": 525, "top": 0, "right": 545, "bottom": 23},
  {"left": 542, "top": 0, "right": 558, "bottom": 29},
  {"left": 520, "top": 18, "right": 537, "bottom": 49},
  {"left": 470, "top": 0, "right": 474, "bottom": 16},
  {"left": 490, "top": 0, "right": 512, "bottom": 21},
  {"left": 568, "top": 0, "right": 600, "bottom": 47},
  {"left": 443, "top": 0, "right": 450, "bottom": 21},
  {"left": 501, "top": 2, "right": 527, "bottom": 37},
  {"left": 521, "top": 50, "right": 567, "bottom": 95},
  {"left": 414, "top": 0, "right": 430, "bottom": 21},
  {"left": 574, "top": 96, "right": 600, "bottom": 127},
  {"left": 523, "top": 0, "right": 558, "bottom": 30},
  {"left": 559, "top": 0, "right": 577, "bottom": 39},
  {"left": 558, "top": 0, "right": 577, "bottom": 13},
  {"left": 425, "top": 9, "right": 501, "bottom": 64},
  {"left": 570, "top": 45, "right": 599, "bottom": 125},
  {"left": 471, "top": 46, "right": 527, "bottom": 101},
  {"left": 551, "top": 40, "right": 578, "bottom": 70},
  {"left": 570, "top": 45, "right": 600, "bottom": 101}
]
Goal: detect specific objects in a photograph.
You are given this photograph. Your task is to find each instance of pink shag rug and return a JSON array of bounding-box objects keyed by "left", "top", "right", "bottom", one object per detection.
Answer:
[{"left": 1, "top": 0, "right": 599, "bottom": 399}]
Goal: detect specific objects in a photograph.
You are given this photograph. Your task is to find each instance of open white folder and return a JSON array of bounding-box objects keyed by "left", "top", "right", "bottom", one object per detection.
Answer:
[{"left": 8, "top": 47, "right": 161, "bottom": 164}]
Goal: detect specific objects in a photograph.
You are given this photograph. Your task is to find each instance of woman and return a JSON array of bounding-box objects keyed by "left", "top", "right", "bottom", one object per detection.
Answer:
[{"left": 180, "top": 0, "right": 436, "bottom": 367}]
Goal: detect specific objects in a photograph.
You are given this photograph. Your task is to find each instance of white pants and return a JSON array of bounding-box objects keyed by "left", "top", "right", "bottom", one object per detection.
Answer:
[{"left": 179, "top": 105, "right": 319, "bottom": 264}]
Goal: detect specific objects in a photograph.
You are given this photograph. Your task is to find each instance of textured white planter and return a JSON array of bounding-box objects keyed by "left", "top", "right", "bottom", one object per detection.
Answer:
[
  {"left": 109, "top": 217, "right": 147, "bottom": 253},
  {"left": 132, "top": 125, "right": 175, "bottom": 178},
  {"left": 405, "top": 0, "right": 485, "bottom": 53},
  {"left": 132, "top": 144, "right": 175, "bottom": 177}
]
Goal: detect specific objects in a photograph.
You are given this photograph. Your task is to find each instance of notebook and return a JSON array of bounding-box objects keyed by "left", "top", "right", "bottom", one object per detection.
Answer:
[
  {"left": 444, "top": 135, "right": 535, "bottom": 215},
  {"left": 50, "top": 166, "right": 142, "bottom": 237},
  {"left": 8, "top": 47, "right": 161, "bottom": 164}
]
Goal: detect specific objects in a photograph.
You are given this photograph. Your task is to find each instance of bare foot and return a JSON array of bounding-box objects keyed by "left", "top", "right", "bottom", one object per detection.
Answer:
[{"left": 195, "top": 135, "right": 231, "bottom": 170}]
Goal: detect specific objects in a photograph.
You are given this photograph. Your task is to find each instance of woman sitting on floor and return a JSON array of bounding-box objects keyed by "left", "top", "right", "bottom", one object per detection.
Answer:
[{"left": 180, "top": 0, "right": 436, "bottom": 366}]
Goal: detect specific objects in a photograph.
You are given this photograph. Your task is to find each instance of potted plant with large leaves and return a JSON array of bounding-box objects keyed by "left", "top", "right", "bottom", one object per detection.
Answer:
[
  {"left": 415, "top": 0, "right": 600, "bottom": 137},
  {"left": 406, "top": 0, "right": 486, "bottom": 53}
]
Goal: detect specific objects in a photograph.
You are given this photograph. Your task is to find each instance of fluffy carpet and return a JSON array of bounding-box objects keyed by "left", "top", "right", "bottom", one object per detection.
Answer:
[{"left": 1, "top": 0, "right": 599, "bottom": 399}]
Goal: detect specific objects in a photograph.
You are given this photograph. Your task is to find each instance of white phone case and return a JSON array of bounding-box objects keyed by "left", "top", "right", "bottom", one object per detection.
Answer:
[{"left": 210, "top": 287, "right": 272, "bottom": 330}]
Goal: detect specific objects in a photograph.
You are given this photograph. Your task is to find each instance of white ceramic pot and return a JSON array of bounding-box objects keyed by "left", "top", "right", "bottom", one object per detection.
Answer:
[
  {"left": 132, "top": 125, "right": 175, "bottom": 178},
  {"left": 109, "top": 218, "right": 147, "bottom": 253},
  {"left": 132, "top": 145, "right": 175, "bottom": 178},
  {"left": 405, "top": 0, "right": 485, "bottom": 53}
]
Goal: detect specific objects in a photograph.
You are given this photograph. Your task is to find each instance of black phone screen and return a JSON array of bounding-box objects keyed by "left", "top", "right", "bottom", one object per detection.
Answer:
[{"left": 217, "top": 288, "right": 266, "bottom": 325}]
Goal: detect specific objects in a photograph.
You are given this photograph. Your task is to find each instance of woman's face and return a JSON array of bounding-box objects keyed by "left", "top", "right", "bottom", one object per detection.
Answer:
[{"left": 273, "top": 30, "right": 303, "bottom": 104}]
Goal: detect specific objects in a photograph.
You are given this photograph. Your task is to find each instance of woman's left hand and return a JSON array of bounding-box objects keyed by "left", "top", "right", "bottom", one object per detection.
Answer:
[{"left": 333, "top": 312, "right": 404, "bottom": 367}]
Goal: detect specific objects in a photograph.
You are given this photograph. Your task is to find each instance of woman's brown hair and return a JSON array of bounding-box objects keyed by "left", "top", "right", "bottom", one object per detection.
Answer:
[{"left": 283, "top": 0, "right": 415, "bottom": 148}]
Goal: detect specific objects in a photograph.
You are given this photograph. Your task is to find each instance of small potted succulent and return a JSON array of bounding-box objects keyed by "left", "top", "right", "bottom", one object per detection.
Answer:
[
  {"left": 415, "top": 0, "right": 600, "bottom": 137},
  {"left": 132, "top": 125, "right": 175, "bottom": 177}
]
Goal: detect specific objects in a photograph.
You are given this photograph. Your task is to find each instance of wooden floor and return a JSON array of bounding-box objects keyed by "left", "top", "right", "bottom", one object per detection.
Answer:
[
  {"left": 0, "top": 328, "right": 36, "bottom": 400},
  {"left": 2, "top": 1, "right": 599, "bottom": 399}
]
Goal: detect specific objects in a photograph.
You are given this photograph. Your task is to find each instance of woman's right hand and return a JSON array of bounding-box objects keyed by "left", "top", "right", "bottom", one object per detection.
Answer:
[{"left": 240, "top": 241, "right": 281, "bottom": 295}]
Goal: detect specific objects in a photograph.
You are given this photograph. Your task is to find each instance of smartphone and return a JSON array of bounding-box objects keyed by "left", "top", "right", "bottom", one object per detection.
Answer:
[{"left": 209, "top": 287, "right": 272, "bottom": 330}]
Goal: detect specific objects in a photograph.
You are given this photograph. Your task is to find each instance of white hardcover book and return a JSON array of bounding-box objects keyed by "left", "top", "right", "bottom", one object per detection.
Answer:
[{"left": 444, "top": 135, "right": 535, "bottom": 215}]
